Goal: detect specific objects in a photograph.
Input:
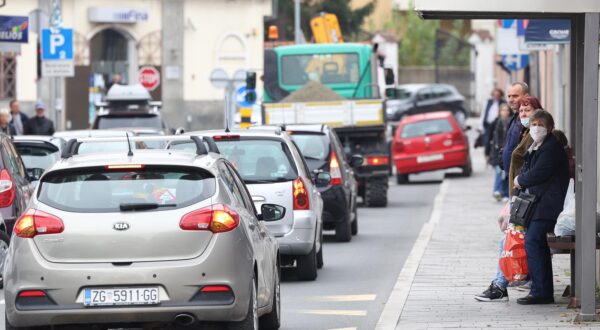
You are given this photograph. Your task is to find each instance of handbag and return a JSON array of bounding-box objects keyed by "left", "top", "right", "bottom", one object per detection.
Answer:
[{"left": 509, "top": 191, "right": 537, "bottom": 228}]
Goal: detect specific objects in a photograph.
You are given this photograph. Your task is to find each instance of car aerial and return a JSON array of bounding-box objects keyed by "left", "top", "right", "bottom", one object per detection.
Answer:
[
  {"left": 4, "top": 135, "right": 283, "bottom": 330},
  {"left": 392, "top": 111, "right": 472, "bottom": 184},
  {"left": 173, "top": 127, "right": 324, "bottom": 281},
  {"left": 0, "top": 133, "right": 33, "bottom": 235},
  {"left": 386, "top": 83, "right": 468, "bottom": 124},
  {"left": 92, "top": 84, "right": 170, "bottom": 133},
  {"left": 286, "top": 124, "right": 362, "bottom": 242},
  {"left": 12, "top": 135, "right": 65, "bottom": 182}
]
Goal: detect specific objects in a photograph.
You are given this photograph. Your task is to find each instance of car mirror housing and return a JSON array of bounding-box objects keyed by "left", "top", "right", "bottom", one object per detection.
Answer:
[
  {"left": 315, "top": 172, "right": 331, "bottom": 187},
  {"left": 259, "top": 204, "right": 286, "bottom": 222},
  {"left": 27, "top": 167, "right": 44, "bottom": 182},
  {"left": 349, "top": 154, "right": 364, "bottom": 168}
]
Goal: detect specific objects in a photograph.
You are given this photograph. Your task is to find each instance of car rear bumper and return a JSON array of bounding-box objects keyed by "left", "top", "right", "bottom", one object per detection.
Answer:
[
  {"left": 394, "top": 148, "right": 468, "bottom": 174},
  {"left": 4, "top": 235, "right": 255, "bottom": 327},
  {"left": 276, "top": 210, "right": 317, "bottom": 256}
]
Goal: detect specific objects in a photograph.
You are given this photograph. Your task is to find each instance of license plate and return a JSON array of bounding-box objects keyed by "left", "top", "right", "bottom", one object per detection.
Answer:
[
  {"left": 84, "top": 287, "right": 159, "bottom": 306},
  {"left": 417, "top": 154, "right": 444, "bottom": 163}
]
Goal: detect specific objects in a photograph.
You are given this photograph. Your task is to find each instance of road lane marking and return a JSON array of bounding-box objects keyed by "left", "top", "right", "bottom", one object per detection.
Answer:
[
  {"left": 297, "top": 309, "right": 367, "bottom": 316},
  {"left": 0, "top": 299, "right": 4, "bottom": 304},
  {"left": 375, "top": 180, "right": 449, "bottom": 330},
  {"left": 306, "top": 294, "right": 376, "bottom": 302}
]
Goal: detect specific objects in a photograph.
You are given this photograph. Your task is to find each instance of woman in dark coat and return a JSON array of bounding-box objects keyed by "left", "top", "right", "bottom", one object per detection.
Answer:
[{"left": 514, "top": 110, "right": 569, "bottom": 305}]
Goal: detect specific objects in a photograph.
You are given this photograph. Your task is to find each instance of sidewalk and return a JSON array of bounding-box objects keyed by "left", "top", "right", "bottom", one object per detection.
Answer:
[{"left": 383, "top": 147, "right": 598, "bottom": 329}]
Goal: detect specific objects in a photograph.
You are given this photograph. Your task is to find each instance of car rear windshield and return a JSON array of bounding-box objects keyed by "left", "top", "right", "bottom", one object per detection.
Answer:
[
  {"left": 15, "top": 144, "right": 60, "bottom": 171},
  {"left": 289, "top": 133, "right": 330, "bottom": 161},
  {"left": 401, "top": 119, "right": 454, "bottom": 138},
  {"left": 214, "top": 139, "right": 298, "bottom": 183},
  {"left": 96, "top": 115, "right": 163, "bottom": 130},
  {"left": 38, "top": 166, "right": 216, "bottom": 213}
]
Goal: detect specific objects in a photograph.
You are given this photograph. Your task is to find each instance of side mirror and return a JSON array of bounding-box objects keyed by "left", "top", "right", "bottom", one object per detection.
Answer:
[
  {"left": 27, "top": 167, "right": 44, "bottom": 182},
  {"left": 259, "top": 204, "right": 286, "bottom": 222},
  {"left": 349, "top": 154, "right": 364, "bottom": 168},
  {"left": 384, "top": 68, "right": 395, "bottom": 85},
  {"left": 315, "top": 172, "right": 331, "bottom": 188}
]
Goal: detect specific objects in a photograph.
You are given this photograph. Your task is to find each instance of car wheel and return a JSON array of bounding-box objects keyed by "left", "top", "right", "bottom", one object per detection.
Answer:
[
  {"left": 334, "top": 215, "right": 352, "bottom": 242},
  {"left": 296, "top": 244, "right": 318, "bottom": 281},
  {"left": 316, "top": 228, "right": 324, "bottom": 269},
  {"left": 461, "top": 157, "right": 473, "bottom": 177},
  {"left": 228, "top": 276, "right": 259, "bottom": 330},
  {"left": 0, "top": 230, "right": 10, "bottom": 289},
  {"left": 396, "top": 174, "right": 409, "bottom": 184},
  {"left": 351, "top": 204, "right": 358, "bottom": 236},
  {"left": 259, "top": 266, "right": 281, "bottom": 330}
]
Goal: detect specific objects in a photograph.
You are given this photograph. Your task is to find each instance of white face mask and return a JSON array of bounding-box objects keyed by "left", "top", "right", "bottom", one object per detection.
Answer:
[{"left": 529, "top": 126, "right": 548, "bottom": 143}]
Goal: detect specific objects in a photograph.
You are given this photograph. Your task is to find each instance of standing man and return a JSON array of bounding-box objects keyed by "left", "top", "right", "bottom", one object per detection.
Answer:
[
  {"left": 9, "top": 99, "right": 28, "bottom": 135},
  {"left": 480, "top": 88, "right": 506, "bottom": 148},
  {"left": 500, "top": 82, "right": 530, "bottom": 171},
  {"left": 0, "top": 108, "right": 16, "bottom": 136},
  {"left": 23, "top": 101, "right": 55, "bottom": 136}
]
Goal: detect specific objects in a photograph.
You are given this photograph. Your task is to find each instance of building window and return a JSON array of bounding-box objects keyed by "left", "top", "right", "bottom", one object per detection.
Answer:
[{"left": 0, "top": 56, "right": 16, "bottom": 99}]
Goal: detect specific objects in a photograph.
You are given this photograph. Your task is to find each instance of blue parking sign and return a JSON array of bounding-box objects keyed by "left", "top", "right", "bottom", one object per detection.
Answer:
[{"left": 41, "top": 28, "right": 73, "bottom": 61}]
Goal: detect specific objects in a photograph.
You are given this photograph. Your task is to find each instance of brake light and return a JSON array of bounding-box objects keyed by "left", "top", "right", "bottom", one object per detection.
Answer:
[
  {"left": 18, "top": 290, "right": 47, "bottom": 298},
  {"left": 367, "top": 156, "right": 389, "bottom": 166},
  {"left": 329, "top": 152, "right": 342, "bottom": 185},
  {"left": 452, "top": 132, "right": 466, "bottom": 145},
  {"left": 180, "top": 204, "right": 239, "bottom": 233},
  {"left": 0, "top": 169, "right": 14, "bottom": 208},
  {"left": 14, "top": 209, "right": 64, "bottom": 238},
  {"left": 201, "top": 285, "right": 231, "bottom": 293},
  {"left": 393, "top": 141, "right": 405, "bottom": 153},
  {"left": 105, "top": 164, "right": 145, "bottom": 170},
  {"left": 293, "top": 177, "right": 310, "bottom": 210},
  {"left": 213, "top": 135, "right": 240, "bottom": 141}
]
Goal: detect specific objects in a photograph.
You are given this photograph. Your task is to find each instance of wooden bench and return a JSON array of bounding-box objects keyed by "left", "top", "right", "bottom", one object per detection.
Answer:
[{"left": 546, "top": 233, "right": 600, "bottom": 308}]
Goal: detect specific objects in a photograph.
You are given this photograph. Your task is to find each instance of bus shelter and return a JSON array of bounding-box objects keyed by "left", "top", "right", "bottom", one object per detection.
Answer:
[{"left": 415, "top": 0, "right": 600, "bottom": 322}]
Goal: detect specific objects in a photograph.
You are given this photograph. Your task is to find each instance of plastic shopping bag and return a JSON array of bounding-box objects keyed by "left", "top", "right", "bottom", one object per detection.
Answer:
[
  {"left": 497, "top": 201, "right": 510, "bottom": 232},
  {"left": 555, "top": 179, "right": 575, "bottom": 236},
  {"left": 499, "top": 224, "right": 528, "bottom": 283}
]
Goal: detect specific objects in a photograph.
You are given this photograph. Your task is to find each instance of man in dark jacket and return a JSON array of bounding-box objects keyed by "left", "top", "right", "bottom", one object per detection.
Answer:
[
  {"left": 23, "top": 101, "right": 55, "bottom": 136},
  {"left": 9, "top": 99, "right": 28, "bottom": 135},
  {"left": 479, "top": 88, "right": 506, "bottom": 147},
  {"left": 500, "top": 82, "right": 529, "bottom": 171},
  {"left": 514, "top": 110, "right": 569, "bottom": 305}
]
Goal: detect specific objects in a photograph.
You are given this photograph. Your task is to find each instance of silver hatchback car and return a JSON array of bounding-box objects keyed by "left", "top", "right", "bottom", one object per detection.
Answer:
[
  {"left": 174, "top": 128, "right": 325, "bottom": 281},
  {"left": 4, "top": 136, "right": 283, "bottom": 330}
]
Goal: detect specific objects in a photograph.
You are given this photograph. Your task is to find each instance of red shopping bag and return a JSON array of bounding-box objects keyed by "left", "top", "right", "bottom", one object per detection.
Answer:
[{"left": 499, "top": 226, "right": 528, "bottom": 282}]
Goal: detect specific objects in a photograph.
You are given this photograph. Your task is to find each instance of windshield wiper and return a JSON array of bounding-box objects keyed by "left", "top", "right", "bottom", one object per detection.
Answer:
[
  {"left": 119, "top": 203, "right": 177, "bottom": 211},
  {"left": 303, "top": 156, "right": 323, "bottom": 161},
  {"left": 425, "top": 131, "right": 443, "bottom": 136}
]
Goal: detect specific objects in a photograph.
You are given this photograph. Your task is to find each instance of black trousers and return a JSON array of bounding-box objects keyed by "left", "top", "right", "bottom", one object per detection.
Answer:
[{"left": 525, "top": 219, "right": 556, "bottom": 298}]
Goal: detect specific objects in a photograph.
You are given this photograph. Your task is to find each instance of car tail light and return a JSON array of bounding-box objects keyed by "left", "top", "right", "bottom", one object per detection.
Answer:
[
  {"left": 452, "top": 132, "right": 466, "bottom": 145},
  {"left": 18, "top": 290, "right": 47, "bottom": 298},
  {"left": 213, "top": 135, "right": 240, "bottom": 141},
  {"left": 366, "top": 156, "right": 389, "bottom": 166},
  {"left": 293, "top": 177, "right": 310, "bottom": 210},
  {"left": 14, "top": 209, "right": 64, "bottom": 238},
  {"left": 0, "top": 169, "right": 15, "bottom": 208},
  {"left": 393, "top": 141, "right": 404, "bottom": 153},
  {"left": 200, "top": 285, "right": 231, "bottom": 293},
  {"left": 180, "top": 204, "right": 239, "bottom": 233},
  {"left": 329, "top": 152, "right": 343, "bottom": 185},
  {"left": 105, "top": 164, "right": 145, "bottom": 170}
]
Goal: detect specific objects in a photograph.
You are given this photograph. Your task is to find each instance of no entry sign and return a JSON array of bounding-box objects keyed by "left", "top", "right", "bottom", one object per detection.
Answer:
[{"left": 138, "top": 66, "right": 160, "bottom": 91}]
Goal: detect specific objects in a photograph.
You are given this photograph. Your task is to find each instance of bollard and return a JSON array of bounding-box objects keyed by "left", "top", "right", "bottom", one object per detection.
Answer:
[{"left": 240, "top": 107, "right": 252, "bottom": 128}]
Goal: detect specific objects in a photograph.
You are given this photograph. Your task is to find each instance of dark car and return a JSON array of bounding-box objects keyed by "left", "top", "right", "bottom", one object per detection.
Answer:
[
  {"left": 0, "top": 133, "right": 33, "bottom": 234},
  {"left": 386, "top": 84, "right": 468, "bottom": 124},
  {"left": 287, "top": 124, "right": 362, "bottom": 242}
]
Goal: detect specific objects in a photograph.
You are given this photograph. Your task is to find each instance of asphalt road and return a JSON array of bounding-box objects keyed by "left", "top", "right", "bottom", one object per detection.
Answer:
[
  {"left": 0, "top": 172, "right": 442, "bottom": 330},
  {"left": 279, "top": 172, "right": 443, "bottom": 330}
]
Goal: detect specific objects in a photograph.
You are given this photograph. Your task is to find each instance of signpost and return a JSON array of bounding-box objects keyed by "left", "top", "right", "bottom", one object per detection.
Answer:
[
  {"left": 40, "top": 27, "right": 74, "bottom": 77},
  {"left": 209, "top": 68, "right": 247, "bottom": 130},
  {"left": 138, "top": 66, "right": 160, "bottom": 91}
]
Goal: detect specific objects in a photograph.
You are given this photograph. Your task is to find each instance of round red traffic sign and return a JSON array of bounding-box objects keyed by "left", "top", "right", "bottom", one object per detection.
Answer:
[{"left": 138, "top": 66, "right": 160, "bottom": 91}]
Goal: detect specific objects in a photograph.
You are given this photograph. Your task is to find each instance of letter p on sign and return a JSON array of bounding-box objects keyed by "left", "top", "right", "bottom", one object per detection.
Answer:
[{"left": 50, "top": 34, "right": 65, "bottom": 55}]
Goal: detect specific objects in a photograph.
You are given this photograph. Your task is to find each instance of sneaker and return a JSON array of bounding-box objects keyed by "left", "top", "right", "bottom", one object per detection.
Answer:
[
  {"left": 493, "top": 191, "right": 502, "bottom": 201},
  {"left": 517, "top": 281, "right": 532, "bottom": 292},
  {"left": 475, "top": 282, "right": 509, "bottom": 302}
]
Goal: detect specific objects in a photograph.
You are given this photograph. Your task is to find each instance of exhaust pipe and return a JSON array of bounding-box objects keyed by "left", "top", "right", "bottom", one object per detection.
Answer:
[{"left": 174, "top": 313, "right": 196, "bottom": 326}]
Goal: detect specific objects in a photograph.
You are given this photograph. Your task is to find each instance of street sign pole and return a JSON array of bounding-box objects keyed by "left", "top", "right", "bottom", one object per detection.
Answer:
[{"left": 209, "top": 68, "right": 247, "bottom": 130}]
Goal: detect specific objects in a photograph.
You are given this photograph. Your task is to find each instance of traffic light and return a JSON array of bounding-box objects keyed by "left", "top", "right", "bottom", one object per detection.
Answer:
[{"left": 246, "top": 71, "right": 256, "bottom": 90}]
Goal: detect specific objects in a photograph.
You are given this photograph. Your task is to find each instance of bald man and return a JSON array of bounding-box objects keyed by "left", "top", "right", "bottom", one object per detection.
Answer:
[{"left": 500, "top": 82, "right": 530, "bottom": 172}]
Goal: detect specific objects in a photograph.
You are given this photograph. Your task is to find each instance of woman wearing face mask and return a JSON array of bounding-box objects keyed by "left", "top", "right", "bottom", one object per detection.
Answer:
[
  {"left": 513, "top": 110, "right": 569, "bottom": 305},
  {"left": 508, "top": 96, "right": 542, "bottom": 194}
]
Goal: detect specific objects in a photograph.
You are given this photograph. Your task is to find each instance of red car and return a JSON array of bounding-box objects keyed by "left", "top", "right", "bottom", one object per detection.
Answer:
[{"left": 392, "top": 111, "right": 472, "bottom": 184}]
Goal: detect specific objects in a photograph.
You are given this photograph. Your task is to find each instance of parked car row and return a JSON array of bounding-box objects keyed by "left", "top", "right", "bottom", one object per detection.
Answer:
[{"left": 0, "top": 121, "right": 364, "bottom": 329}]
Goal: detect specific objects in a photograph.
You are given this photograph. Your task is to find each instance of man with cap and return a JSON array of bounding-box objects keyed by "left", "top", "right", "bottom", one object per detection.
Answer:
[{"left": 23, "top": 101, "right": 55, "bottom": 136}]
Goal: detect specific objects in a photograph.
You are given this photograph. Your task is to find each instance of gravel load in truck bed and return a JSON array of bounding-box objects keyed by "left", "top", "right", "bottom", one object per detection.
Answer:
[{"left": 281, "top": 80, "right": 347, "bottom": 103}]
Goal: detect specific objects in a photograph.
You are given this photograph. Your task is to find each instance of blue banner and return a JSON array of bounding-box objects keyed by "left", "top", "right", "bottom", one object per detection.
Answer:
[
  {"left": 0, "top": 16, "right": 28, "bottom": 43},
  {"left": 525, "top": 19, "right": 570, "bottom": 44}
]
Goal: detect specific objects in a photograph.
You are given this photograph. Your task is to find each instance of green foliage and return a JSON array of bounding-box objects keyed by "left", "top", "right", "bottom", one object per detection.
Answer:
[{"left": 437, "top": 21, "right": 471, "bottom": 67}]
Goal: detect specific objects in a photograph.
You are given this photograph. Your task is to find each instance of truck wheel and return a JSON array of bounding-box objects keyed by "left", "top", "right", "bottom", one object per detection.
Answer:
[
  {"left": 335, "top": 217, "right": 352, "bottom": 242},
  {"left": 396, "top": 174, "right": 409, "bottom": 184},
  {"left": 365, "top": 178, "right": 388, "bottom": 207},
  {"left": 461, "top": 157, "right": 473, "bottom": 177},
  {"left": 296, "top": 244, "right": 318, "bottom": 281}
]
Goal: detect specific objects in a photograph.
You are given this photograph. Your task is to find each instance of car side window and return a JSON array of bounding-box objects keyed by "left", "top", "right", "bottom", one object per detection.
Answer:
[
  {"left": 417, "top": 88, "right": 432, "bottom": 101},
  {"left": 225, "top": 163, "right": 257, "bottom": 215},
  {"left": 290, "top": 140, "right": 311, "bottom": 178},
  {"left": 3, "top": 140, "right": 26, "bottom": 179},
  {"left": 217, "top": 162, "right": 245, "bottom": 207}
]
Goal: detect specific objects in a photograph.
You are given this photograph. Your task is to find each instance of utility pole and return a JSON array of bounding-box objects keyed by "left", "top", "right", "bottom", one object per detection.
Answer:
[
  {"left": 50, "top": 0, "right": 64, "bottom": 130},
  {"left": 294, "top": 0, "right": 301, "bottom": 44}
]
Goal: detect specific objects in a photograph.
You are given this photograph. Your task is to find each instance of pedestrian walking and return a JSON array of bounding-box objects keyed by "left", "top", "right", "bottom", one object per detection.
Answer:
[
  {"left": 0, "top": 108, "right": 16, "bottom": 136},
  {"left": 479, "top": 88, "right": 506, "bottom": 148},
  {"left": 485, "top": 103, "right": 512, "bottom": 201},
  {"left": 514, "top": 110, "right": 569, "bottom": 305},
  {"left": 9, "top": 99, "right": 28, "bottom": 135},
  {"left": 23, "top": 101, "right": 55, "bottom": 136}
]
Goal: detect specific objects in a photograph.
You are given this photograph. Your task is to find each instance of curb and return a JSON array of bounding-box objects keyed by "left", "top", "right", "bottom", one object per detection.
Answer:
[{"left": 374, "top": 180, "right": 450, "bottom": 330}]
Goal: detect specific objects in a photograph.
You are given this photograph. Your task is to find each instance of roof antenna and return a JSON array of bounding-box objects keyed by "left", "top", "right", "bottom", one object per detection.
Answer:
[{"left": 125, "top": 132, "right": 134, "bottom": 157}]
